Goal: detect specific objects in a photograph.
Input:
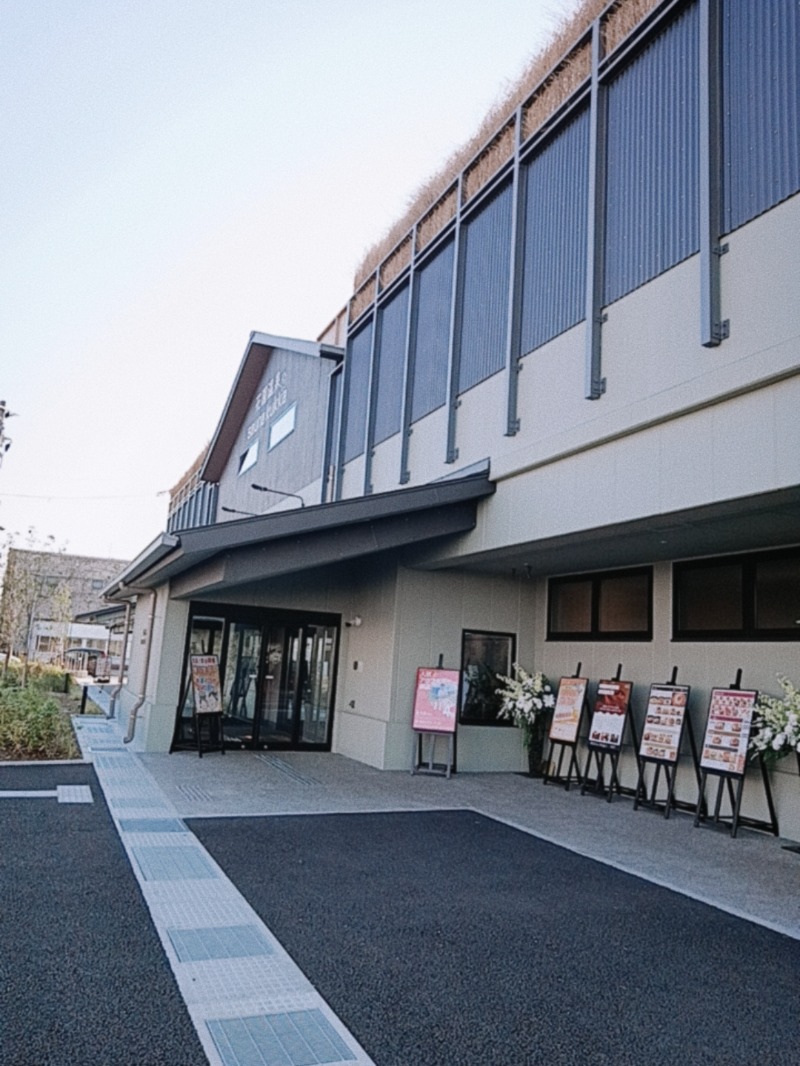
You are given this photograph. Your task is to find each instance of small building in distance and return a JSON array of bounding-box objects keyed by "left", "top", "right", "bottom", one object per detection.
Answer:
[{"left": 0, "top": 548, "right": 130, "bottom": 665}]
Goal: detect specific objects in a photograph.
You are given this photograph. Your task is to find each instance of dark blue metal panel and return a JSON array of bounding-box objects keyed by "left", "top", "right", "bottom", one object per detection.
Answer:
[
  {"left": 604, "top": 2, "right": 700, "bottom": 305},
  {"left": 373, "top": 284, "right": 409, "bottom": 445},
  {"left": 410, "top": 239, "right": 455, "bottom": 423},
  {"left": 342, "top": 321, "right": 373, "bottom": 463},
  {"left": 457, "top": 183, "right": 513, "bottom": 394},
  {"left": 520, "top": 108, "right": 590, "bottom": 356},
  {"left": 721, "top": 0, "right": 800, "bottom": 234}
]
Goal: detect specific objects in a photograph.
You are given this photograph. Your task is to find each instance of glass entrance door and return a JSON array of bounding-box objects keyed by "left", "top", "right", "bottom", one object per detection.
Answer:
[
  {"left": 257, "top": 623, "right": 338, "bottom": 748},
  {"left": 174, "top": 605, "right": 339, "bottom": 753},
  {"left": 221, "top": 622, "right": 262, "bottom": 746},
  {"left": 298, "top": 624, "right": 337, "bottom": 746}
]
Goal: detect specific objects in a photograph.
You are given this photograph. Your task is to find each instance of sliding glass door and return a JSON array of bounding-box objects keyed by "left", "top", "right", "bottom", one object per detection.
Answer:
[{"left": 173, "top": 605, "right": 339, "bottom": 752}]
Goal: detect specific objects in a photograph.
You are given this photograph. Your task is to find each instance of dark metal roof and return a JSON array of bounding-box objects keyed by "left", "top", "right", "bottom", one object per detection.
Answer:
[{"left": 105, "top": 471, "right": 494, "bottom": 600}]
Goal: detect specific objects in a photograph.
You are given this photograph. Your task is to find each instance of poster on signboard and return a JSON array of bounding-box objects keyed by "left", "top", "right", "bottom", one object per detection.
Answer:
[
  {"left": 190, "top": 655, "right": 223, "bottom": 715},
  {"left": 639, "top": 684, "right": 690, "bottom": 764},
  {"left": 700, "top": 688, "right": 757, "bottom": 776},
  {"left": 588, "top": 679, "right": 632, "bottom": 751},
  {"left": 549, "top": 677, "right": 588, "bottom": 744},
  {"left": 412, "top": 668, "right": 460, "bottom": 734}
]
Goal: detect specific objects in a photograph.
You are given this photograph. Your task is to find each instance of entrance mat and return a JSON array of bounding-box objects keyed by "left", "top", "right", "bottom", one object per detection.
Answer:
[{"left": 188, "top": 810, "right": 800, "bottom": 1066}]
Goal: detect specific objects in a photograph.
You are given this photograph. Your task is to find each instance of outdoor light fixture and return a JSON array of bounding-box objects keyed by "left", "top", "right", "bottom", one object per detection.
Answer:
[
  {"left": 221, "top": 506, "right": 258, "bottom": 518},
  {"left": 345, "top": 615, "right": 363, "bottom": 628},
  {"left": 251, "top": 483, "right": 305, "bottom": 508}
]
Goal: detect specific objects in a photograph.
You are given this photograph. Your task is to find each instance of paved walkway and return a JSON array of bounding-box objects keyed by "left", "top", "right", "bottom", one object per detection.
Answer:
[{"left": 38, "top": 709, "right": 800, "bottom": 1064}]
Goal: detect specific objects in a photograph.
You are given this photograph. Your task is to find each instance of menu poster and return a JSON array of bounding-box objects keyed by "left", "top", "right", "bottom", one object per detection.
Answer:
[
  {"left": 412, "top": 668, "right": 460, "bottom": 734},
  {"left": 700, "top": 688, "right": 758, "bottom": 776},
  {"left": 639, "top": 684, "right": 690, "bottom": 764},
  {"left": 190, "top": 655, "right": 223, "bottom": 715},
  {"left": 588, "top": 679, "right": 633, "bottom": 751},
  {"left": 549, "top": 677, "right": 588, "bottom": 744}
]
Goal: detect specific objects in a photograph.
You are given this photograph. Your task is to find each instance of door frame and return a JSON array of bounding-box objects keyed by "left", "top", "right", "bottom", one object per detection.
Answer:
[{"left": 172, "top": 601, "right": 341, "bottom": 752}]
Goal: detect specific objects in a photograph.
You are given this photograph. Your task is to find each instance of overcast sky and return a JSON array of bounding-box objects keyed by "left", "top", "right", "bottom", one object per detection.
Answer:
[{"left": 1, "top": 0, "right": 576, "bottom": 563}]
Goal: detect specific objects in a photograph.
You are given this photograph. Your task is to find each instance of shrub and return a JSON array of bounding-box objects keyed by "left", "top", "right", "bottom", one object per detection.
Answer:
[{"left": 0, "top": 685, "right": 79, "bottom": 760}]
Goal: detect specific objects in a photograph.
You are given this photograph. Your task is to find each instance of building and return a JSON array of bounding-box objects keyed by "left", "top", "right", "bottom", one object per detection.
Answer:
[
  {"left": 105, "top": 0, "right": 800, "bottom": 837},
  {"left": 0, "top": 548, "right": 130, "bottom": 665}
]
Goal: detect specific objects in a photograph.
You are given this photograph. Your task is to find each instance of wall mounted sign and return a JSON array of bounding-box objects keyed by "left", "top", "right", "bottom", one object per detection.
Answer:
[
  {"left": 549, "top": 677, "right": 588, "bottom": 744},
  {"left": 639, "top": 684, "right": 690, "bottom": 764},
  {"left": 588, "top": 679, "right": 632, "bottom": 751},
  {"left": 700, "top": 688, "right": 758, "bottom": 776},
  {"left": 411, "top": 668, "right": 459, "bottom": 734},
  {"left": 190, "top": 655, "right": 223, "bottom": 715}
]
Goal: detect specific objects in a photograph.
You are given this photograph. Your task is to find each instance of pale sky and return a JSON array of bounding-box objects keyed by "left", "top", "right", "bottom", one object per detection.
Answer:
[{"left": 1, "top": 0, "right": 576, "bottom": 563}]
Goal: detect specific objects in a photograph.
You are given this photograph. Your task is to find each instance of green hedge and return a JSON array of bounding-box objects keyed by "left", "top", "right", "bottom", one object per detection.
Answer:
[{"left": 0, "top": 685, "right": 79, "bottom": 760}]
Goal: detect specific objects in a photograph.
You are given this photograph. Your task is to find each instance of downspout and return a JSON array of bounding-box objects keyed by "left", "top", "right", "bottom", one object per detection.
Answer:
[
  {"left": 123, "top": 590, "right": 157, "bottom": 745},
  {"left": 107, "top": 601, "right": 132, "bottom": 720}
]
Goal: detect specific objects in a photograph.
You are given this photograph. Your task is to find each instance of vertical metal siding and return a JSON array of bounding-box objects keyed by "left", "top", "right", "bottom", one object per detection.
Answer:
[
  {"left": 457, "top": 183, "right": 513, "bottom": 394},
  {"left": 373, "top": 284, "right": 409, "bottom": 444},
  {"left": 343, "top": 321, "right": 373, "bottom": 463},
  {"left": 722, "top": 0, "right": 800, "bottom": 234},
  {"left": 519, "top": 109, "right": 590, "bottom": 356},
  {"left": 604, "top": 2, "right": 700, "bottom": 306},
  {"left": 410, "top": 239, "right": 454, "bottom": 422}
]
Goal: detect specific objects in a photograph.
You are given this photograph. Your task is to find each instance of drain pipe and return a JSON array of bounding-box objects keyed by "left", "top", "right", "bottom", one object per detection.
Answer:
[
  {"left": 123, "top": 590, "right": 157, "bottom": 745},
  {"left": 107, "top": 601, "right": 132, "bottom": 720}
]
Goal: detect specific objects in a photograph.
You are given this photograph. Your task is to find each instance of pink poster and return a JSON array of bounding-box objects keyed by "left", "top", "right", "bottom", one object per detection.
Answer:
[
  {"left": 412, "top": 668, "right": 459, "bottom": 734},
  {"left": 549, "top": 677, "right": 587, "bottom": 744},
  {"left": 700, "top": 688, "right": 757, "bottom": 776}
]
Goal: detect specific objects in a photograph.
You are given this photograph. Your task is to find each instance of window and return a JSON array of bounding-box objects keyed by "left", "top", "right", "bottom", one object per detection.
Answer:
[
  {"left": 410, "top": 239, "right": 454, "bottom": 422},
  {"left": 373, "top": 284, "right": 409, "bottom": 445},
  {"left": 457, "top": 183, "right": 513, "bottom": 394},
  {"left": 548, "top": 567, "right": 653, "bottom": 641},
  {"left": 519, "top": 108, "right": 589, "bottom": 355},
  {"left": 459, "top": 629, "right": 515, "bottom": 725},
  {"left": 238, "top": 440, "right": 258, "bottom": 474},
  {"left": 268, "top": 404, "right": 296, "bottom": 450},
  {"left": 673, "top": 549, "right": 800, "bottom": 640},
  {"left": 604, "top": 3, "right": 699, "bottom": 305},
  {"left": 722, "top": 0, "right": 800, "bottom": 234},
  {"left": 342, "top": 321, "right": 373, "bottom": 463}
]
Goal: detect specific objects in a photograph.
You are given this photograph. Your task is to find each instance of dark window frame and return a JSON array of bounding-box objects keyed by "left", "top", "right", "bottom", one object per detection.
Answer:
[
  {"left": 673, "top": 547, "right": 800, "bottom": 642},
  {"left": 458, "top": 628, "right": 516, "bottom": 726},
  {"left": 548, "top": 566, "right": 653, "bottom": 642}
]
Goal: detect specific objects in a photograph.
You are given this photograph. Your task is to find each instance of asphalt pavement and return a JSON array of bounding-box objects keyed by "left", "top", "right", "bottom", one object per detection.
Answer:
[{"left": 0, "top": 762, "right": 206, "bottom": 1066}]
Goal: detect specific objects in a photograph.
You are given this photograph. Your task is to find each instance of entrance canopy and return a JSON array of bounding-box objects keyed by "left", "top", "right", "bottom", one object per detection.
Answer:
[{"left": 104, "top": 471, "right": 495, "bottom": 601}]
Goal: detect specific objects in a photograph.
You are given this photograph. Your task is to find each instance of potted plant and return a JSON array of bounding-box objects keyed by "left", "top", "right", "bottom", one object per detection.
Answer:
[
  {"left": 749, "top": 675, "right": 800, "bottom": 771},
  {"left": 496, "top": 664, "right": 555, "bottom": 777}
]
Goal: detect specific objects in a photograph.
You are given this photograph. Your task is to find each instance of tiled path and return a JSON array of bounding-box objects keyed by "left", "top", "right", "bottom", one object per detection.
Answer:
[{"left": 73, "top": 716, "right": 375, "bottom": 1066}]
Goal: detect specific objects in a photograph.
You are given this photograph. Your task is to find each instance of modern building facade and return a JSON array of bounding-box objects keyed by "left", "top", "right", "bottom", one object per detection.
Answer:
[
  {"left": 0, "top": 547, "right": 129, "bottom": 664},
  {"left": 106, "top": 0, "right": 800, "bottom": 838}
]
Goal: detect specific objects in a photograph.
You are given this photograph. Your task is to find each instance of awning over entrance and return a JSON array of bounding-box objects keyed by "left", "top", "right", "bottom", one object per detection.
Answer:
[{"left": 104, "top": 471, "right": 495, "bottom": 601}]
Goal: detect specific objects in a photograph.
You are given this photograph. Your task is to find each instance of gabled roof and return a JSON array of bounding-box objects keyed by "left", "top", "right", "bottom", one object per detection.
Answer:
[
  {"left": 200, "top": 331, "right": 343, "bottom": 483},
  {"left": 104, "top": 470, "right": 495, "bottom": 601}
]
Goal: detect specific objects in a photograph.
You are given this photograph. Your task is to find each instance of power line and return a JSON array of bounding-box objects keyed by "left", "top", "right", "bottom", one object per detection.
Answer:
[{"left": 0, "top": 491, "right": 169, "bottom": 501}]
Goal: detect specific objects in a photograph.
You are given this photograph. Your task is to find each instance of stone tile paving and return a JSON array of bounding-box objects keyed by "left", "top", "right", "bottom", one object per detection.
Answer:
[{"left": 72, "top": 716, "right": 376, "bottom": 1066}]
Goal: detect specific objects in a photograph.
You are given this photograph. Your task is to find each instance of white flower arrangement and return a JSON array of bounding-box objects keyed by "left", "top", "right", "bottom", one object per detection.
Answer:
[
  {"left": 496, "top": 663, "right": 555, "bottom": 746},
  {"left": 749, "top": 675, "right": 800, "bottom": 765}
]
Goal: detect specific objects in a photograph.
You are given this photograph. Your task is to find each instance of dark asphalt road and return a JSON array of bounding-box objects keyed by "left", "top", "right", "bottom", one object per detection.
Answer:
[
  {"left": 189, "top": 809, "right": 800, "bottom": 1066},
  {"left": 0, "top": 763, "right": 206, "bottom": 1066}
]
